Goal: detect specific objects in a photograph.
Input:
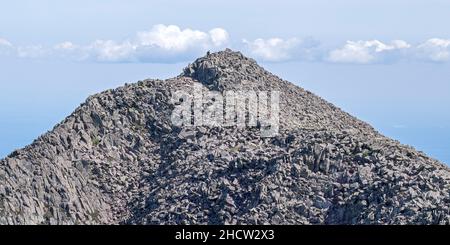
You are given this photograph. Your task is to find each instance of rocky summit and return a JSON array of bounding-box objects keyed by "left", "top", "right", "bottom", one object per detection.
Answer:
[{"left": 1, "top": 49, "right": 450, "bottom": 225}]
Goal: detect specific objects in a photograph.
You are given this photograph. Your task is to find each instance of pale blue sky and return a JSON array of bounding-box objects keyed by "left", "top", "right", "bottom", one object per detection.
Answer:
[{"left": 0, "top": 0, "right": 449, "bottom": 163}]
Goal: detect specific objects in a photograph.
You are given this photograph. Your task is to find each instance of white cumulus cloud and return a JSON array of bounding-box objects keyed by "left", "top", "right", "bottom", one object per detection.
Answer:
[
  {"left": 0, "top": 38, "right": 12, "bottom": 47},
  {"left": 53, "top": 41, "right": 90, "bottom": 61},
  {"left": 17, "top": 45, "right": 48, "bottom": 58},
  {"left": 416, "top": 38, "right": 450, "bottom": 62},
  {"left": 0, "top": 38, "right": 14, "bottom": 55},
  {"left": 52, "top": 25, "right": 230, "bottom": 63},
  {"left": 89, "top": 40, "right": 136, "bottom": 62},
  {"left": 136, "top": 25, "right": 209, "bottom": 51},
  {"left": 209, "top": 28, "right": 229, "bottom": 47},
  {"left": 327, "top": 40, "right": 411, "bottom": 64},
  {"left": 242, "top": 37, "right": 320, "bottom": 62},
  {"left": 4, "top": 32, "right": 450, "bottom": 65},
  {"left": 131, "top": 25, "right": 229, "bottom": 62}
]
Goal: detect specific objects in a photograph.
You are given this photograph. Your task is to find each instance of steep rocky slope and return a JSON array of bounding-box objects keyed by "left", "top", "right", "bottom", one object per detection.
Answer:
[{"left": 1, "top": 49, "right": 449, "bottom": 224}]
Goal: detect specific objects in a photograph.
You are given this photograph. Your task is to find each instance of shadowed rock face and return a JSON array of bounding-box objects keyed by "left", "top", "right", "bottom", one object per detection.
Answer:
[{"left": 1, "top": 49, "right": 449, "bottom": 225}]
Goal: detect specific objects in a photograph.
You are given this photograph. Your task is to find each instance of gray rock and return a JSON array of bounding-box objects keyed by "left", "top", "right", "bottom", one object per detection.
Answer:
[{"left": 1, "top": 49, "right": 449, "bottom": 225}]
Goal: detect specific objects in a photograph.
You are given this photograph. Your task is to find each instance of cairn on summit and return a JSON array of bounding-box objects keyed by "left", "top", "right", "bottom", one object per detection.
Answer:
[{"left": 1, "top": 49, "right": 449, "bottom": 225}]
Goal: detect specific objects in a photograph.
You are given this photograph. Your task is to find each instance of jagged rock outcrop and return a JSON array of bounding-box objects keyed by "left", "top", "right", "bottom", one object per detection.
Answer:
[{"left": 1, "top": 49, "right": 449, "bottom": 225}]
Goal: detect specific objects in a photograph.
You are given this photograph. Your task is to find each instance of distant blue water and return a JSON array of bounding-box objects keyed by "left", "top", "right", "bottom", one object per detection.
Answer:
[{"left": 377, "top": 126, "right": 449, "bottom": 165}]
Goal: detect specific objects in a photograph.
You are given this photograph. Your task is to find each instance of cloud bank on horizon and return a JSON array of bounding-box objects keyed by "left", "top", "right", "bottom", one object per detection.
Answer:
[
  {"left": 50, "top": 24, "right": 229, "bottom": 63},
  {"left": 1, "top": 24, "right": 450, "bottom": 64}
]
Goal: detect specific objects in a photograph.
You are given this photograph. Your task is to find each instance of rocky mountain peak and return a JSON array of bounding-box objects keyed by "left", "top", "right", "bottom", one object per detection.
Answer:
[
  {"left": 1, "top": 50, "right": 449, "bottom": 225},
  {"left": 183, "top": 48, "right": 271, "bottom": 90}
]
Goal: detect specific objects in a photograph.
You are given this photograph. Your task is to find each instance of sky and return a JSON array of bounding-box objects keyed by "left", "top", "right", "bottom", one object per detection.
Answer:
[{"left": 0, "top": 0, "right": 449, "bottom": 164}]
